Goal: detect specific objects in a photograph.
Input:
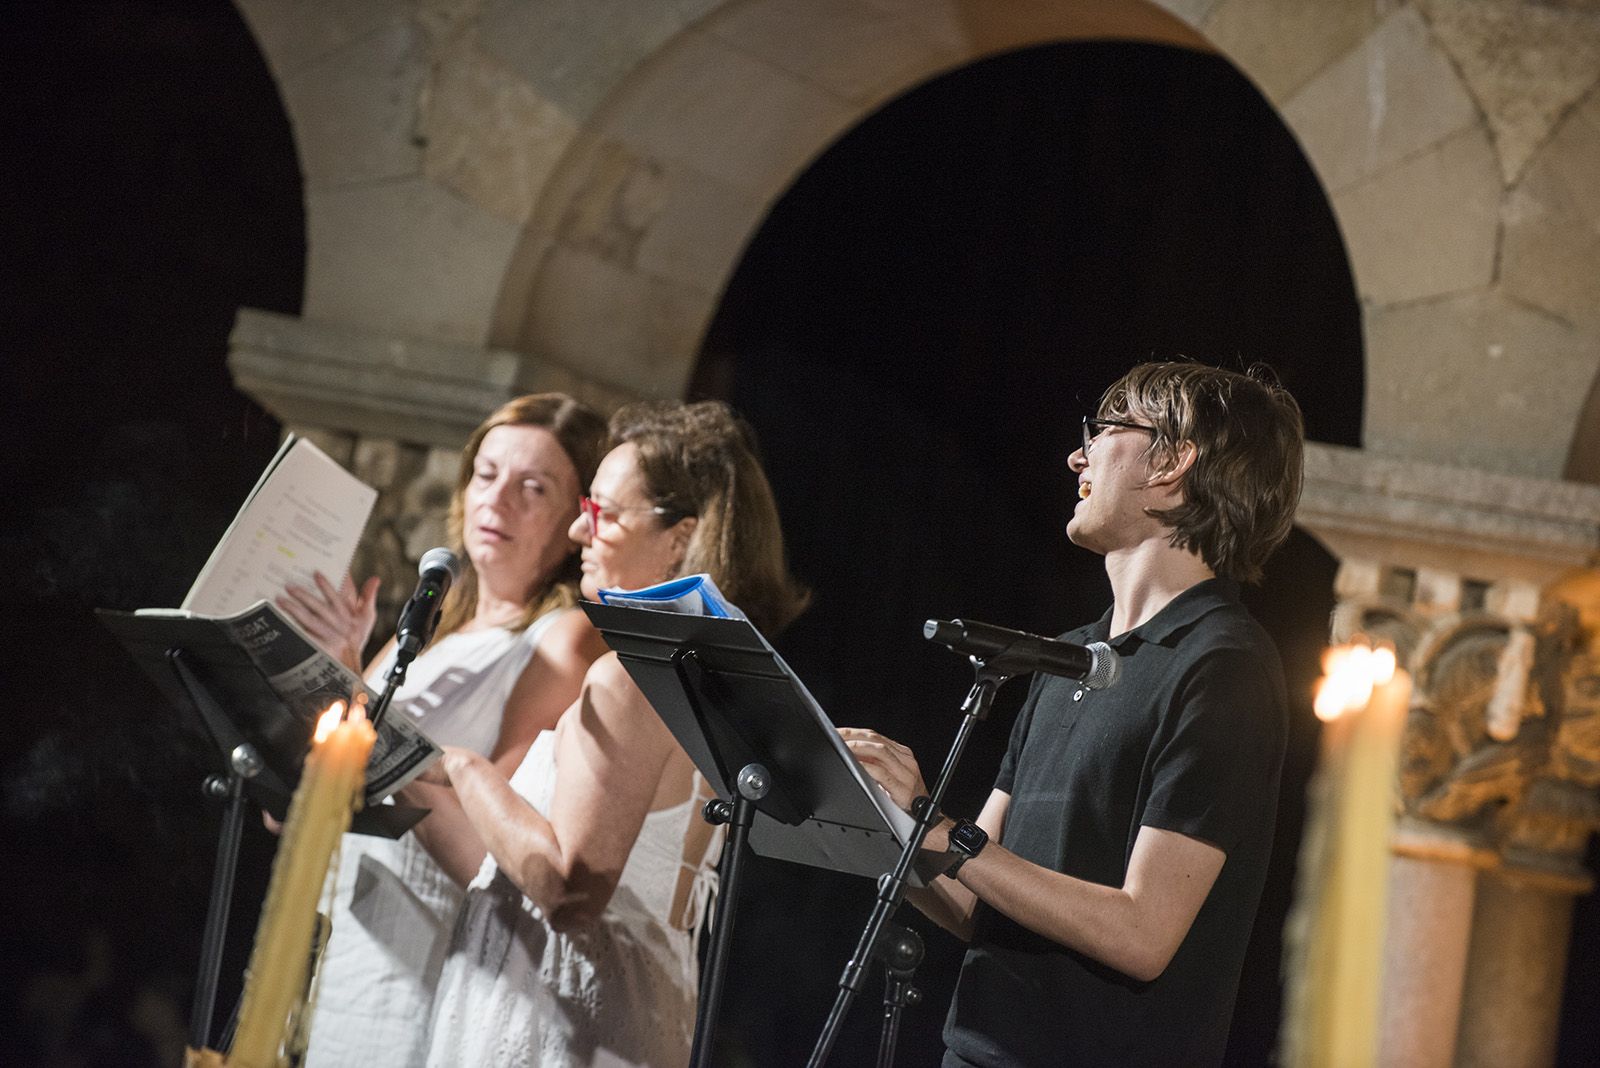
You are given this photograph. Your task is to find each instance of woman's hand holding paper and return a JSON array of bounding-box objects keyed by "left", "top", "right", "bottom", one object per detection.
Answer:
[{"left": 277, "top": 570, "right": 380, "bottom": 674}]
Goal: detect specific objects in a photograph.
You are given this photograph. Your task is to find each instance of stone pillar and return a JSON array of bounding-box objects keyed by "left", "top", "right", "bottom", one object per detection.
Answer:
[
  {"left": 1297, "top": 443, "right": 1600, "bottom": 1068},
  {"left": 1379, "top": 834, "right": 1489, "bottom": 1068},
  {"left": 1456, "top": 865, "right": 1586, "bottom": 1068},
  {"left": 226, "top": 308, "right": 639, "bottom": 647}
]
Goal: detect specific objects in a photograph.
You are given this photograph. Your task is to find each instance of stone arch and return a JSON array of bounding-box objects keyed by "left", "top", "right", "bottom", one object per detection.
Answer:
[
  {"left": 493, "top": 0, "right": 1599, "bottom": 481},
  {"left": 234, "top": 0, "right": 1600, "bottom": 481},
  {"left": 489, "top": 0, "right": 1214, "bottom": 399}
]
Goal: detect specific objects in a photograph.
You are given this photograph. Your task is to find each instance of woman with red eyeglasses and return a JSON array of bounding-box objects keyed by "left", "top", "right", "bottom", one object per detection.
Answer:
[
  {"left": 282, "top": 393, "right": 612, "bottom": 1068},
  {"left": 421, "top": 400, "right": 808, "bottom": 1068}
]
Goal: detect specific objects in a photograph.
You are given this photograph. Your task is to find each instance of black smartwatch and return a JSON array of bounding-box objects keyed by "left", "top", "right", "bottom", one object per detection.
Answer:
[{"left": 944, "top": 818, "right": 988, "bottom": 878}]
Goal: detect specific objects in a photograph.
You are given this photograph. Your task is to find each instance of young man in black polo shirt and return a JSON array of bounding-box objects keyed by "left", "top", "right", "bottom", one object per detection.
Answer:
[{"left": 843, "top": 362, "right": 1304, "bottom": 1067}]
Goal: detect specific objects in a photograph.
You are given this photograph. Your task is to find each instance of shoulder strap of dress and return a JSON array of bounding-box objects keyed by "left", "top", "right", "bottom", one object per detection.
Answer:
[
  {"left": 520, "top": 603, "right": 571, "bottom": 648},
  {"left": 671, "top": 771, "right": 725, "bottom": 936}
]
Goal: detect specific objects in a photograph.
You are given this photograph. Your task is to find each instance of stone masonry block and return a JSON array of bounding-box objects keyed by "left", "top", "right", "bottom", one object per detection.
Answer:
[
  {"left": 420, "top": 38, "right": 579, "bottom": 224},
  {"left": 234, "top": 0, "right": 399, "bottom": 79},
  {"left": 1416, "top": 568, "right": 1464, "bottom": 612},
  {"left": 1503, "top": 88, "right": 1600, "bottom": 328},
  {"left": 526, "top": 244, "right": 714, "bottom": 399},
  {"left": 1332, "top": 124, "right": 1499, "bottom": 306},
  {"left": 478, "top": 0, "right": 722, "bottom": 122},
  {"left": 292, "top": 426, "right": 356, "bottom": 468},
  {"left": 1153, "top": 0, "right": 1226, "bottom": 28},
  {"left": 277, "top": 18, "right": 428, "bottom": 189},
  {"left": 304, "top": 176, "right": 521, "bottom": 346},
  {"left": 1283, "top": 5, "right": 1479, "bottom": 195},
  {"left": 1417, "top": 0, "right": 1600, "bottom": 184},
  {"left": 351, "top": 437, "right": 403, "bottom": 490},
  {"left": 704, "top": 0, "right": 961, "bottom": 109},
  {"left": 1203, "top": 0, "right": 1381, "bottom": 103},
  {"left": 1298, "top": 441, "right": 1600, "bottom": 589},
  {"left": 1364, "top": 291, "right": 1600, "bottom": 480},
  {"left": 634, "top": 161, "right": 767, "bottom": 297},
  {"left": 594, "top": 29, "right": 856, "bottom": 197}
]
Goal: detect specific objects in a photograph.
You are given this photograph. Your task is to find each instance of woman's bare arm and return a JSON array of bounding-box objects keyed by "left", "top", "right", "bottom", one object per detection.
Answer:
[
  {"left": 443, "top": 653, "right": 677, "bottom": 928},
  {"left": 402, "top": 609, "right": 605, "bottom": 886},
  {"left": 486, "top": 609, "right": 608, "bottom": 776}
]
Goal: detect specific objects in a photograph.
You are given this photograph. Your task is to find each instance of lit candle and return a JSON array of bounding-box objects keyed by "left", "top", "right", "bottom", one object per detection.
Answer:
[
  {"left": 228, "top": 702, "right": 374, "bottom": 1068},
  {"left": 1288, "top": 641, "right": 1411, "bottom": 1068}
]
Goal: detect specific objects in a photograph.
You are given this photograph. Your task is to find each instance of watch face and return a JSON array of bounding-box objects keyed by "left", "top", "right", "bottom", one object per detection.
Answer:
[{"left": 951, "top": 820, "right": 987, "bottom": 856}]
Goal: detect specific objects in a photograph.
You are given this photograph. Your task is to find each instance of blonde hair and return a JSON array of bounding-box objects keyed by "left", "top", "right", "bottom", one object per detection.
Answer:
[
  {"left": 610, "top": 400, "right": 809, "bottom": 636},
  {"left": 434, "top": 393, "right": 609, "bottom": 639},
  {"left": 1098, "top": 361, "right": 1304, "bottom": 584}
]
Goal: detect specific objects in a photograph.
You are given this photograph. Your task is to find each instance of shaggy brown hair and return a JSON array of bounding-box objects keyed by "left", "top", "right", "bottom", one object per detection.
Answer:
[
  {"left": 1098, "top": 361, "right": 1304, "bottom": 584},
  {"left": 610, "top": 400, "right": 810, "bottom": 636},
  {"left": 435, "top": 392, "right": 609, "bottom": 640}
]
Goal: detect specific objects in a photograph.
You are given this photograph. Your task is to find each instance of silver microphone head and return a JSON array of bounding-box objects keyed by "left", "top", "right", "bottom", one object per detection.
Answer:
[
  {"left": 1083, "top": 641, "right": 1121, "bottom": 690},
  {"left": 418, "top": 546, "right": 462, "bottom": 582}
]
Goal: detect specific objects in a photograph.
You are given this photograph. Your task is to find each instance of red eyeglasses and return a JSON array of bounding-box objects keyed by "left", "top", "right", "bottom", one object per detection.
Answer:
[{"left": 579, "top": 495, "right": 672, "bottom": 535}]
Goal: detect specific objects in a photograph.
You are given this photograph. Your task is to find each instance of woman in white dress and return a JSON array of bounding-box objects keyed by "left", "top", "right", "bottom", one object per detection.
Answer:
[
  {"left": 277, "top": 393, "right": 611, "bottom": 1068},
  {"left": 421, "top": 401, "right": 809, "bottom": 1068}
]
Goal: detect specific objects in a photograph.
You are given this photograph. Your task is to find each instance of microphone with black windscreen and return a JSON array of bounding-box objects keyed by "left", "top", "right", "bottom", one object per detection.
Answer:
[
  {"left": 923, "top": 618, "right": 1121, "bottom": 690},
  {"left": 395, "top": 547, "right": 462, "bottom": 661}
]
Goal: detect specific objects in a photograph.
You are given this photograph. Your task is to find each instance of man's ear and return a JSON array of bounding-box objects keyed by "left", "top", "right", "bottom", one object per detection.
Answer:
[{"left": 1146, "top": 440, "right": 1198, "bottom": 489}]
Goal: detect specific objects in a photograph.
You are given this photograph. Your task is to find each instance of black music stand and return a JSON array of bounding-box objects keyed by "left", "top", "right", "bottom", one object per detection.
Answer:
[
  {"left": 580, "top": 602, "right": 941, "bottom": 1068},
  {"left": 97, "top": 609, "right": 429, "bottom": 1051}
]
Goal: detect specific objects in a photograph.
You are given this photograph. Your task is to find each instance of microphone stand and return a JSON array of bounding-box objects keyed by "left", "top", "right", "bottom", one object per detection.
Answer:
[
  {"left": 366, "top": 645, "right": 415, "bottom": 733},
  {"left": 807, "top": 657, "right": 1013, "bottom": 1068}
]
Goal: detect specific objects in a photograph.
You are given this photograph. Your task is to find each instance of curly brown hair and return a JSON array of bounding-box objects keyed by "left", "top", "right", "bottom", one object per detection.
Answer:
[
  {"left": 610, "top": 400, "right": 810, "bottom": 636},
  {"left": 1098, "top": 361, "right": 1304, "bottom": 584}
]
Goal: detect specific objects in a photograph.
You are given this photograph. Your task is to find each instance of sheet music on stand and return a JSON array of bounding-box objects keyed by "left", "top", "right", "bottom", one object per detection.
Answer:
[
  {"left": 98, "top": 603, "right": 438, "bottom": 833},
  {"left": 580, "top": 601, "right": 933, "bottom": 884}
]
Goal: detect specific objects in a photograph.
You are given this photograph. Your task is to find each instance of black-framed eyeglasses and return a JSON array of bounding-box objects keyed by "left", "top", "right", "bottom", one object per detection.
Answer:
[
  {"left": 579, "top": 494, "right": 672, "bottom": 536},
  {"left": 1082, "top": 415, "right": 1157, "bottom": 455}
]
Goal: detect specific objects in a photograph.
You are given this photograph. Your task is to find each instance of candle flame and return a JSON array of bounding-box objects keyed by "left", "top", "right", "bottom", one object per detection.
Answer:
[
  {"left": 314, "top": 701, "right": 346, "bottom": 743},
  {"left": 1314, "top": 640, "right": 1397, "bottom": 722}
]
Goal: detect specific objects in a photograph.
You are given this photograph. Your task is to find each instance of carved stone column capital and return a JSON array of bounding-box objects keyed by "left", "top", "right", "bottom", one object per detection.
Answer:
[{"left": 1298, "top": 442, "right": 1600, "bottom": 874}]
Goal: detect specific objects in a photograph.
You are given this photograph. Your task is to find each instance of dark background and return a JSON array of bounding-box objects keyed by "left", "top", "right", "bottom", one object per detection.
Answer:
[{"left": 5, "top": 2, "right": 1598, "bottom": 1065}]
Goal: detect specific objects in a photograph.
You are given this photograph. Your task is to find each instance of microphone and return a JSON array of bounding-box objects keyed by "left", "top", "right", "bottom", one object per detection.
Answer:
[
  {"left": 924, "top": 618, "right": 1121, "bottom": 690},
  {"left": 395, "top": 547, "right": 462, "bottom": 659}
]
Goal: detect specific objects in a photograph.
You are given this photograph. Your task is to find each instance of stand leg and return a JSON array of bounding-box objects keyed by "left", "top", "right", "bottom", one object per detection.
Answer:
[
  {"left": 189, "top": 770, "right": 247, "bottom": 1050},
  {"left": 691, "top": 763, "right": 768, "bottom": 1068},
  {"left": 167, "top": 648, "right": 265, "bottom": 1052},
  {"left": 875, "top": 924, "right": 923, "bottom": 1068}
]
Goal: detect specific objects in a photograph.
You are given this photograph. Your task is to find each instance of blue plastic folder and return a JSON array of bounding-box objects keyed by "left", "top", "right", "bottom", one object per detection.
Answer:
[{"left": 597, "top": 573, "right": 747, "bottom": 621}]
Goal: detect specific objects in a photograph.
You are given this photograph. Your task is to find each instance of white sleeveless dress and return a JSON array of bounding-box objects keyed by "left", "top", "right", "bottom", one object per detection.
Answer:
[
  {"left": 304, "top": 609, "right": 568, "bottom": 1068},
  {"left": 425, "top": 729, "right": 721, "bottom": 1068}
]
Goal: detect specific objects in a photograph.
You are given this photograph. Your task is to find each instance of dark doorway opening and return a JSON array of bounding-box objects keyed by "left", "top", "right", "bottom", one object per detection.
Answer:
[{"left": 694, "top": 41, "right": 1360, "bottom": 1065}]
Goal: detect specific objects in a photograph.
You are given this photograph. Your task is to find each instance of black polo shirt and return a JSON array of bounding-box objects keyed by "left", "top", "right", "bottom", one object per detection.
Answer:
[{"left": 943, "top": 578, "right": 1287, "bottom": 1068}]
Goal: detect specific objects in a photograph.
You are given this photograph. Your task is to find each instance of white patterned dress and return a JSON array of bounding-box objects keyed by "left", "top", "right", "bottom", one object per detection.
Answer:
[
  {"left": 304, "top": 609, "right": 568, "bottom": 1068},
  {"left": 424, "top": 729, "right": 721, "bottom": 1068}
]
